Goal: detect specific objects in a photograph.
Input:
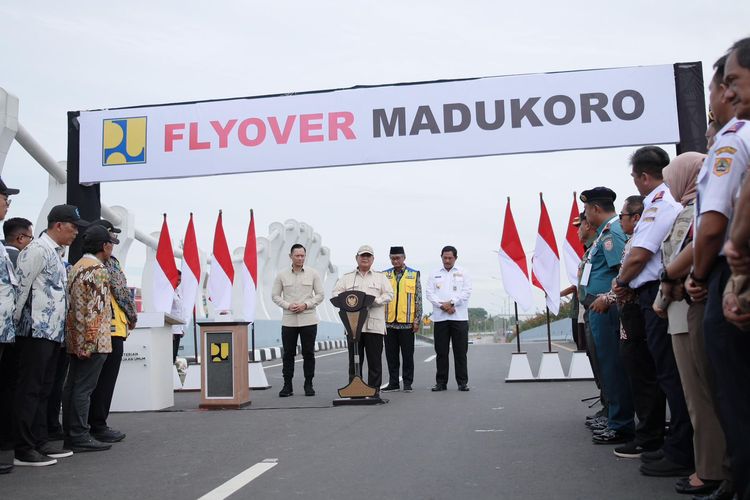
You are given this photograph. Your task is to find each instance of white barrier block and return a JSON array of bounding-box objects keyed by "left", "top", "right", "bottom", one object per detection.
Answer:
[
  {"left": 505, "top": 352, "right": 535, "bottom": 382},
  {"left": 180, "top": 364, "right": 202, "bottom": 391},
  {"left": 567, "top": 351, "right": 595, "bottom": 380},
  {"left": 537, "top": 352, "right": 566, "bottom": 380},
  {"left": 249, "top": 361, "right": 271, "bottom": 389}
]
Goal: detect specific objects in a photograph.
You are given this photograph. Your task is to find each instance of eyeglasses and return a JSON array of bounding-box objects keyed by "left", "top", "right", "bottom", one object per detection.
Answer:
[
  {"left": 0, "top": 196, "right": 10, "bottom": 206},
  {"left": 618, "top": 212, "right": 639, "bottom": 219},
  {"left": 358, "top": 254, "right": 373, "bottom": 258},
  {"left": 19, "top": 233, "right": 34, "bottom": 241}
]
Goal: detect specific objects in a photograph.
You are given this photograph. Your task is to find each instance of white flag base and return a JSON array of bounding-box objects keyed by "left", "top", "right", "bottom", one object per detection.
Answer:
[
  {"left": 249, "top": 361, "right": 271, "bottom": 390},
  {"left": 537, "top": 352, "right": 566, "bottom": 380},
  {"left": 175, "top": 364, "right": 201, "bottom": 391},
  {"left": 505, "top": 352, "right": 535, "bottom": 382},
  {"left": 567, "top": 350, "right": 595, "bottom": 380},
  {"left": 172, "top": 366, "right": 183, "bottom": 390}
]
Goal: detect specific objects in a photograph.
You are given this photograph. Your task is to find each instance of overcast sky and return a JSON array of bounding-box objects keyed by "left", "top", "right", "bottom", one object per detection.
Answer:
[{"left": 1, "top": 1, "right": 748, "bottom": 316}]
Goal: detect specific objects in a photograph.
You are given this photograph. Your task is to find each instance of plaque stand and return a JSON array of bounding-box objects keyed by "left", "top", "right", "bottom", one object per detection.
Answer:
[
  {"left": 330, "top": 290, "right": 382, "bottom": 406},
  {"left": 198, "top": 320, "right": 251, "bottom": 409}
]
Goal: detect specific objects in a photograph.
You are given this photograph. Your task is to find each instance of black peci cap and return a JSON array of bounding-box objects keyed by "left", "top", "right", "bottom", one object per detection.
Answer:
[{"left": 389, "top": 246, "right": 405, "bottom": 255}]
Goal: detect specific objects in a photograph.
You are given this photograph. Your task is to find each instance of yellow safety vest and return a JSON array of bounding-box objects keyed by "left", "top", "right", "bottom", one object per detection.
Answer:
[
  {"left": 111, "top": 297, "right": 129, "bottom": 338},
  {"left": 384, "top": 267, "right": 418, "bottom": 324}
]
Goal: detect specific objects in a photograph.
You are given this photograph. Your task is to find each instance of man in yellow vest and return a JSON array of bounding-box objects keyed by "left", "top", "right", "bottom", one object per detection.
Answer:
[{"left": 382, "top": 246, "right": 421, "bottom": 393}]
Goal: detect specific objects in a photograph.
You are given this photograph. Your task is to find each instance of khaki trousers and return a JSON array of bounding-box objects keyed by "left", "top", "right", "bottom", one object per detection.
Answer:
[{"left": 671, "top": 302, "right": 729, "bottom": 480}]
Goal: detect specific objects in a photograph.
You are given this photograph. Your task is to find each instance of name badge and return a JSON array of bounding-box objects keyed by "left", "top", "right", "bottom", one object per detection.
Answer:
[{"left": 580, "top": 262, "right": 592, "bottom": 287}]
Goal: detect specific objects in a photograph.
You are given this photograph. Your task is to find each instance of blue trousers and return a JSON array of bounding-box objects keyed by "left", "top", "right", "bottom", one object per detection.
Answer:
[{"left": 589, "top": 307, "right": 635, "bottom": 434}]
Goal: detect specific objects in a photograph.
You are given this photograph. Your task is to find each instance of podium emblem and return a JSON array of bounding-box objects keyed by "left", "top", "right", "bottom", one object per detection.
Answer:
[{"left": 211, "top": 342, "right": 230, "bottom": 362}]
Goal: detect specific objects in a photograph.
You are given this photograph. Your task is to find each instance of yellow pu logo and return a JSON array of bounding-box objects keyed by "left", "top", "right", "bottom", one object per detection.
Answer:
[
  {"left": 102, "top": 117, "right": 147, "bottom": 165},
  {"left": 211, "top": 342, "right": 230, "bottom": 362}
]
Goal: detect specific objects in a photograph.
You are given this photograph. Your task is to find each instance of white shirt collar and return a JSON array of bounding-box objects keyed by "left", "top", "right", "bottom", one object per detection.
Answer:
[{"left": 40, "top": 232, "right": 64, "bottom": 256}]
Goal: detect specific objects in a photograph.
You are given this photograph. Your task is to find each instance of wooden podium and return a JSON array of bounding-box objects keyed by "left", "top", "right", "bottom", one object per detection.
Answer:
[
  {"left": 198, "top": 320, "right": 251, "bottom": 409},
  {"left": 330, "top": 290, "right": 382, "bottom": 406}
]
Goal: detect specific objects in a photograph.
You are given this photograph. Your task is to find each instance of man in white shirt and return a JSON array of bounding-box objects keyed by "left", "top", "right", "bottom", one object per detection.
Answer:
[
  {"left": 613, "top": 146, "right": 693, "bottom": 478},
  {"left": 426, "top": 246, "right": 472, "bottom": 392}
]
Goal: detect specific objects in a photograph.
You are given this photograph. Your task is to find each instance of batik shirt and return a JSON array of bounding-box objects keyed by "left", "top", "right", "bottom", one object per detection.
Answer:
[
  {"left": 14, "top": 233, "right": 68, "bottom": 344},
  {"left": 0, "top": 244, "right": 18, "bottom": 343},
  {"left": 66, "top": 254, "right": 112, "bottom": 357}
]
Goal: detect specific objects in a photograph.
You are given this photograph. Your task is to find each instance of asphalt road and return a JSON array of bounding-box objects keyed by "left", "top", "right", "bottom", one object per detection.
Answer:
[{"left": 2, "top": 342, "right": 680, "bottom": 499}]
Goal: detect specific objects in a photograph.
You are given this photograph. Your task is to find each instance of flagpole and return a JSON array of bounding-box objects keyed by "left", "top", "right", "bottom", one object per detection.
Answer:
[
  {"left": 546, "top": 304, "right": 552, "bottom": 353},
  {"left": 192, "top": 306, "right": 198, "bottom": 363},
  {"left": 514, "top": 301, "right": 521, "bottom": 354}
]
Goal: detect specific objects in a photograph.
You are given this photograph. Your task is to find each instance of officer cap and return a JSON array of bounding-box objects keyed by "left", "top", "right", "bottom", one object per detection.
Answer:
[
  {"left": 572, "top": 212, "right": 586, "bottom": 227},
  {"left": 580, "top": 187, "right": 616, "bottom": 204}
]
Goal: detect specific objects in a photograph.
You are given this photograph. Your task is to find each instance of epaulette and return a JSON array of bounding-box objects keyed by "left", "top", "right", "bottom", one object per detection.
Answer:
[
  {"left": 652, "top": 191, "right": 665, "bottom": 202},
  {"left": 723, "top": 121, "right": 746, "bottom": 135}
]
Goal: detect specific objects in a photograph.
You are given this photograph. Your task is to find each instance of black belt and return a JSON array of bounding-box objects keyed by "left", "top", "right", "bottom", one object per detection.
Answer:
[{"left": 634, "top": 280, "right": 659, "bottom": 294}]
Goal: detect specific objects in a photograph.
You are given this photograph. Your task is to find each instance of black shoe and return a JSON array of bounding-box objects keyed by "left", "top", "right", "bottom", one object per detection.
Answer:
[
  {"left": 457, "top": 385, "right": 470, "bottom": 392},
  {"left": 431, "top": 384, "right": 447, "bottom": 392},
  {"left": 403, "top": 385, "right": 413, "bottom": 392},
  {"left": 92, "top": 427, "right": 126, "bottom": 443},
  {"left": 37, "top": 442, "right": 73, "bottom": 458},
  {"left": 613, "top": 441, "right": 659, "bottom": 459},
  {"left": 0, "top": 463, "right": 12, "bottom": 474},
  {"left": 592, "top": 429, "right": 632, "bottom": 445},
  {"left": 381, "top": 384, "right": 400, "bottom": 392},
  {"left": 640, "top": 448, "right": 665, "bottom": 464},
  {"left": 14, "top": 449, "right": 57, "bottom": 467},
  {"left": 639, "top": 457, "right": 694, "bottom": 477},
  {"left": 278, "top": 383, "right": 293, "bottom": 397},
  {"left": 674, "top": 477, "right": 722, "bottom": 495},
  {"left": 64, "top": 438, "right": 111, "bottom": 453},
  {"left": 691, "top": 480, "right": 735, "bottom": 500},
  {"left": 304, "top": 383, "right": 315, "bottom": 397},
  {"left": 592, "top": 427, "right": 611, "bottom": 436}
]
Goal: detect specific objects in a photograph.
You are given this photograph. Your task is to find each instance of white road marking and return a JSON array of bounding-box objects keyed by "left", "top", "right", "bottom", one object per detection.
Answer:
[
  {"left": 474, "top": 429, "right": 504, "bottom": 433},
  {"left": 492, "top": 407, "right": 504, "bottom": 410},
  {"left": 551, "top": 342, "right": 576, "bottom": 352},
  {"left": 264, "top": 349, "right": 347, "bottom": 369},
  {"left": 198, "top": 459, "right": 278, "bottom": 500},
  {"left": 380, "top": 376, "right": 403, "bottom": 389},
  {"left": 424, "top": 354, "right": 437, "bottom": 363}
]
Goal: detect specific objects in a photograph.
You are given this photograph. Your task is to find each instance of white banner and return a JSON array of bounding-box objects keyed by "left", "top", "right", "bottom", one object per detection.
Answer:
[{"left": 78, "top": 65, "right": 680, "bottom": 183}]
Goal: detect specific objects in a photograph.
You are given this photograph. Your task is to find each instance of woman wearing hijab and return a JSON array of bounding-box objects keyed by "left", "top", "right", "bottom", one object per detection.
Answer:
[{"left": 656, "top": 151, "right": 729, "bottom": 496}]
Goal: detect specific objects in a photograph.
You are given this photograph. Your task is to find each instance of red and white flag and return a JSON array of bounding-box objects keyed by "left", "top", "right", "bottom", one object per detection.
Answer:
[
  {"left": 563, "top": 192, "right": 585, "bottom": 286},
  {"left": 153, "top": 214, "right": 179, "bottom": 313},
  {"left": 179, "top": 213, "right": 201, "bottom": 322},
  {"left": 531, "top": 194, "right": 561, "bottom": 314},
  {"left": 207, "top": 210, "right": 234, "bottom": 313},
  {"left": 498, "top": 198, "right": 533, "bottom": 312},
  {"left": 241, "top": 210, "right": 258, "bottom": 322}
]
